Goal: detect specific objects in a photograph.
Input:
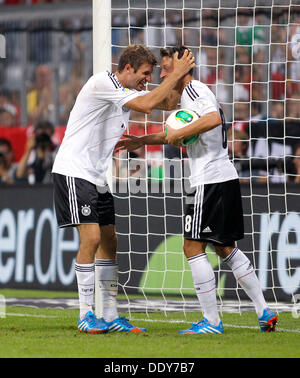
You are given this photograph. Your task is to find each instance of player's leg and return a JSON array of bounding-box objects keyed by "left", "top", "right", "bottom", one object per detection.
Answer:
[
  {"left": 210, "top": 178, "right": 278, "bottom": 332},
  {"left": 93, "top": 188, "right": 146, "bottom": 333},
  {"left": 52, "top": 173, "right": 109, "bottom": 333},
  {"left": 95, "top": 224, "right": 146, "bottom": 333},
  {"left": 214, "top": 243, "right": 267, "bottom": 316},
  {"left": 179, "top": 185, "right": 223, "bottom": 334},
  {"left": 95, "top": 224, "right": 118, "bottom": 322},
  {"left": 75, "top": 224, "right": 108, "bottom": 333},
  {"left": 183, "top": 239, "right": 221, "bottom": 326},
  {"left": 214, "top": 244, "right": 278, "bottom": 332}
]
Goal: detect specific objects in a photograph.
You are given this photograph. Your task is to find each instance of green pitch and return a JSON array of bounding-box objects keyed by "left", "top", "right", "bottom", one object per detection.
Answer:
[{"left": 0, "top": 290, "right": 299, "bottom": 358}]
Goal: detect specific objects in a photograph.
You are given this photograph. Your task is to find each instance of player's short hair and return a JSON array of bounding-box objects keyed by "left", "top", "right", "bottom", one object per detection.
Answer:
[
  {"left": 118, "top": 44, "right": 157, "bottom": 73},
  {"left": 160, "top": 45, "right": 194, "bottom": 76}
]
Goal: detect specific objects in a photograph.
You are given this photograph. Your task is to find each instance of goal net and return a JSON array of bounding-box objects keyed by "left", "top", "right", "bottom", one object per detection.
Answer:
[{"left": 108, "top": 0, "right": 300, "bottom": 316}]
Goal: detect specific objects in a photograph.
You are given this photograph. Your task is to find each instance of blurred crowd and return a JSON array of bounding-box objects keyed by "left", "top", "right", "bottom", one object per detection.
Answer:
[
  {"left": 0, "top": 0, "right": 84, "bottom": 4},
  {"left": 0, "top": 3, "right": 300, "bottom": 185}
]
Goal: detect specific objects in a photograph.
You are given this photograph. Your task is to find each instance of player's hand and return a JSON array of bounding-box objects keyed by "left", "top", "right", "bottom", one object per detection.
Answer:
[
  {"left": 165, "top": 125, "right": 182, "bottom": 146},
  {"left": 115, "top": 134, "right": 144, "bottom": 152},
  {"left": 172, "top": 49, "right": 195, "bottom": 78}
]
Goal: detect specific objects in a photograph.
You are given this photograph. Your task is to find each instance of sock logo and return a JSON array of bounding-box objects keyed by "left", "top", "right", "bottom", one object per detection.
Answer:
[{"left": 81, "top": 288, "right": 94, "bottom": 293}]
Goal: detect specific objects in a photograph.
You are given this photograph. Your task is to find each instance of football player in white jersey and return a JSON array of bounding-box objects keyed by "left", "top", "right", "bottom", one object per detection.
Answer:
[
  {"left": 117, "top": 46, "right": 278, "bottom": 334},
  {"left": 52, "top": 44, "right": 195, "bottom": 334}
]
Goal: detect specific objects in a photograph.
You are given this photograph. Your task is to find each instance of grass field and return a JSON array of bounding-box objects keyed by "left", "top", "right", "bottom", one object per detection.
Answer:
[{"left": 0, "top": 289, "right": 300, "bottom": 359}]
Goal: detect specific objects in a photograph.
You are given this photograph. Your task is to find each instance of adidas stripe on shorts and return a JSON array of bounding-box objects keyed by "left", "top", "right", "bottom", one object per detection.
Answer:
[
  {"left": 184, "top": 179, "right": 244, "bottom": 246},
  {"left": 52, "top": 173, "right": 115, "bottom": 228}
]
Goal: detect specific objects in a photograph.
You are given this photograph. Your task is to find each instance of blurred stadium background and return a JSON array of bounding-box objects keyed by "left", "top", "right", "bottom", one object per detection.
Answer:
[{"left": 0, "top": 0, "right": 300, "bottom": 314}]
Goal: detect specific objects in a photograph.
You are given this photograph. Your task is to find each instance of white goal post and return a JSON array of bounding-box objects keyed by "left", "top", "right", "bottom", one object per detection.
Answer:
[
  {"left": 94, "top": 0, "right": 300, "bottom": 317},
  {"left": 93, "top": 0, "right": 112, "bottom": 318}
]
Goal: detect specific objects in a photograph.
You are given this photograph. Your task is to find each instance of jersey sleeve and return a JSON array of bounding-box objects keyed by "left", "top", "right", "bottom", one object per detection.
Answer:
[
  {"left": 194, "top": 97, "right": 218, "bottom": 117},
  {"left": 187, "top": 82, "right": 218, "bottom": 117},
  {"left": 90, "top": 72, "right": 148, "bottom": 108}
]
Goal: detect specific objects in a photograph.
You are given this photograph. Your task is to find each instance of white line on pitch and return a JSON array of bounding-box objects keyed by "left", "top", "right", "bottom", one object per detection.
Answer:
[
  {"left": 4, "top": 313, "right": 300, "bottom": 334},
  {"left": 131, "top": 318, "right": 300, "bottom": 333},
  {"left": 6, "top": 312, "right": 58, "bottom": 318}
]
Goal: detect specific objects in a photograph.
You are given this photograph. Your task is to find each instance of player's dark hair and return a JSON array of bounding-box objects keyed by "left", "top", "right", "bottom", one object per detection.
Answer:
[
  {"left": 118, "top": 44, "right": 157, "bottom": 73},
  {"left": 160, "top": 45, "right": 194, "bottom": 76}
]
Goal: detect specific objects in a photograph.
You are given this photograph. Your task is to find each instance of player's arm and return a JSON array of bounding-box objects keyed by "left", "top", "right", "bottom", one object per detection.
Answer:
[
  {"left": 124, "top": 50, "right": 195, "bottom": 114},
  {"left": 165, "top": 111, "right": 221, "bottom": 146},
  {"left": 154, "top": 89, "right": 181, "bottom": 111},
  {"left": 115, "top": 132, "right": 167, "bottom": 152},
  {"left": 116, "top": 111, "right": 222, "bottom": 151}
]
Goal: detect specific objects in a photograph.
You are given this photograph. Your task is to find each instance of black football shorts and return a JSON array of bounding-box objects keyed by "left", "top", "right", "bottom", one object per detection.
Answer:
[
  {"left": 52, "top": 173, "right": 115, "bottom": 228},
  {"left": 184, "top": 179, "right": 244, "bottom": 246}
]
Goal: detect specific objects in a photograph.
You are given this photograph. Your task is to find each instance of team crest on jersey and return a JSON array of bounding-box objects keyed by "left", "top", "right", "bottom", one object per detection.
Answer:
[
  {"left": 81, "top": 205, "right": 91, "bottom": 216},
  {"left": 122, "top": 87, "right": 130, "bottom": 93}
]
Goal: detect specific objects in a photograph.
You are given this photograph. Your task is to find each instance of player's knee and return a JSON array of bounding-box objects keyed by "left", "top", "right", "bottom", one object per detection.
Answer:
[
  {"left": 214, "top": 244, "right": 235, "bottom": 259},
  {"left": 81, "top": 234, "right": 101, "bottom": 251},
  {"left": 183, "top": 239, "right": 206, "bottom": 258},
  {"left": 183, "top": 241, "right": 190, "bottom": 257}
]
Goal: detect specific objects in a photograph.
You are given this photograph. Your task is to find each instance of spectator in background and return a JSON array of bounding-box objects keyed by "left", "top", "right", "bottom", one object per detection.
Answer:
[
  {"left": 288, "top": 19, "right": 300, "bottom": 93},
  {"left": 59, "top": 66, "right": 83, "bottom": 125},
  {"left": 291, "top": 144, "right": 300, "bottom": 183},
  {"left": 252, "top": 63, "right": 268, "bottom": 102},
  {"left": 216, "top": 65, "right": 231, "bottom": 104},
  {"left": 0, "top": 1, "right": 24, "bottom": 4},
  {"left": 0, "top": 89, "right": 20, "bottom": 125},
  {"left": 200, "top": 47, "right": 217, "bottom": 87},
  {"left": 227, "top": 128, "right": 250, "bottom": 182},
  {"left": 27, "top": 64, "right": 54, "bottom": 124},
  {"left": 234, "top": 65, "right": 251, "bottom": 102},
  {"left": 233, "top": 102, "right": 250, "bottom": 132},
  {"left": 236, "top": 10, "right": 253, "bottom": 46},
  {"left": 0, "top": 138, "right": 18, "bottom": 184},
  {"left": 286, "top": 96, "right": 300, "bottom": 119},
  {"left": 270, "top": 101, "right": 284, "bottom": 120},
  {"left": 16, "top": 120, "right": 57, "bottom": 184},
  {"left": 0, "top": 89, "right": 11, "bottom": 108},
  {"left": 0, "top": 104, "right": 17, "bottom": 126},
  {"left": 0, "top": 1, "right": 84, "bottom": 4},
  {"left": 250, "top": 101, "right": 267, "bottom": 122}
]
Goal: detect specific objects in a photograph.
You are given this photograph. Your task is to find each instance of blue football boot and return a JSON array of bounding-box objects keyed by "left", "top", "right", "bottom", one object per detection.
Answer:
[
  {"left": 179, "top": 318, "right": 224, "bottom": 335},
  {"left": 102, "top": 316, "right": 146, "bottom": 333},
  {"left": 78, "top": 311, "right": 108, "bottom": 334},
  {"left": 258, "top": 308, "right": 278, "bottom": 332}
]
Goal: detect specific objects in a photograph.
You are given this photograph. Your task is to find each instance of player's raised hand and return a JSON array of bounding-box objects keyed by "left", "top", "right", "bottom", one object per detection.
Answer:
[
  {"left": 172, "top": 49, "right": 195, "bottom": 78},
  {"left": 115, "top": 134, "right": 144, "bottom": 152}
]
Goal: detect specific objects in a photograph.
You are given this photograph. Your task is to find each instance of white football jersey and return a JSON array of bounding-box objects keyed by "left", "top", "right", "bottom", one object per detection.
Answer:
[
  {"left": 52, "top": 71, "right": 146, "bottom": 186},
  {"left": 181, "top": 80, "right": 238, "bottom": 186}
]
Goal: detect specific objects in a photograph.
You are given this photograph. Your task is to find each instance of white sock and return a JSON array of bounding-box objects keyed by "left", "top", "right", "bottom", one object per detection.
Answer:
[
  {"left": 224, "top": 248, "right": 267, "bottom": 317},
  {"left": 188, "top": 253, "right": 220, "bottom": 326},
  {"left": 75, "top": 263, "right": 95, "bottom": 319},
  {"left": 95, "top": 259, "right": 119, "bottom": 322}
]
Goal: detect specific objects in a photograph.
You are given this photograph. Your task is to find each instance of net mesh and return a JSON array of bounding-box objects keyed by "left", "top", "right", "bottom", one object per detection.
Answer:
[{"left": 110, "top": 0, "right": 300, "bottom": 316}]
